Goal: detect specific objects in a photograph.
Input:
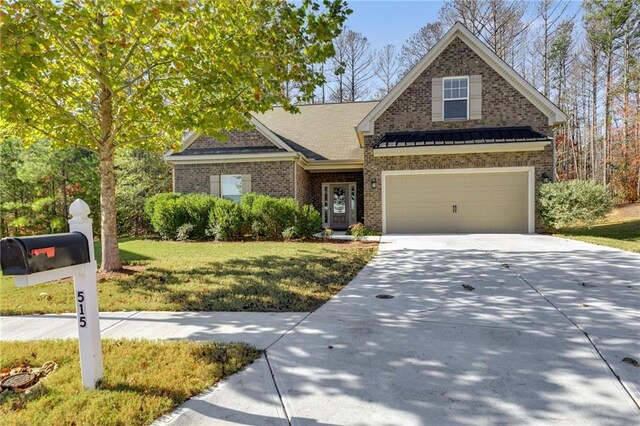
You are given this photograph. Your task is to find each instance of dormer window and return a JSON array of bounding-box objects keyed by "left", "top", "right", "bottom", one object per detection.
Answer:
[{"left": 443, "top": 77, "right": 468, "bottom": 120}]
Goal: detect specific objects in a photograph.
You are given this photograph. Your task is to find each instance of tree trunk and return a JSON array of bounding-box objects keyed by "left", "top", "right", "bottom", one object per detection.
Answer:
[
  {"left": 99, "top": 143, "right": 121, "bottom": 271},
  {"left": 603, "top": 52, "right": 613, "bottom": 185},
  {"left": 96, "top": 14, "right": 120, "bottom": 272},
  {"left": 591, "top": 50, "right": 597, "bottom": 181},
  {"left": 62, "top": 164, "right": 68, "bottom": 232}
]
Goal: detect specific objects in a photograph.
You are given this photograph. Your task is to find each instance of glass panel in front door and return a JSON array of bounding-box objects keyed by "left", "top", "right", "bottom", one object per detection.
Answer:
[
  {"left": 331, "top": 186, "right": 348, "bottom": 228},
  {"left": 333, "top": 187, "right": 346, "bottom": 214}
]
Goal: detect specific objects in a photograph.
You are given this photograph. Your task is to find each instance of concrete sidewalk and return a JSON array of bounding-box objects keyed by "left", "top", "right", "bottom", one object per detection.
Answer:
[{"left": 0, "top": 311, "right": 308, "bottom": 350}]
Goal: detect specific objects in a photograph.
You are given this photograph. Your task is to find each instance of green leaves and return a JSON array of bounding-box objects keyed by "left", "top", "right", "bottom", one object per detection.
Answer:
[
  {"left": 0, "top": 0, "right": 349, "bottom": 151},
  {"left": 538, "top": 180, "right": 615, "bottom": 229},
  {"left": 0, "top": 0, "right": 348, "bottom": 267}
]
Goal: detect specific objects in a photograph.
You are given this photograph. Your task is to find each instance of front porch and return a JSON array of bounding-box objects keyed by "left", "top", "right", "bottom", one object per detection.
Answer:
[{"left": 300, "top": 170, "right": 364, "bottom": 230}]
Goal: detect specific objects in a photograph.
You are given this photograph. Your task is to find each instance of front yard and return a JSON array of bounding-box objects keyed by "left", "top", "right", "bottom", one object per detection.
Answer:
[
  {"left": 0, "top": 339, "right": 259, "bottom": 425},
  {"left": 0, "top": 239, "right": 377, "bottom": 315},
  {"left": 556, "top": 216, "right": 640, "bottom": 253}
]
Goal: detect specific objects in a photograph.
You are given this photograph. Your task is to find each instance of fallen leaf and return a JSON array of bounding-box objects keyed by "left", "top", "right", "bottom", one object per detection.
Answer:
[{"left": 622, "top": 357, "right": 639, "bottom": 367}]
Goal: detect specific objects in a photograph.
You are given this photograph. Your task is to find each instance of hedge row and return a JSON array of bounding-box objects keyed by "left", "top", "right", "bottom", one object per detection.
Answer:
[{"left": 144, "top": 192, "right": 321, "bottom": 241}]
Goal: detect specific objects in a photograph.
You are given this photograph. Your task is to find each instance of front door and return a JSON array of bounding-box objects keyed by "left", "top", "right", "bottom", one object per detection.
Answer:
[{"left": 329, "top": 184, "right": 349, "bottom": 230}]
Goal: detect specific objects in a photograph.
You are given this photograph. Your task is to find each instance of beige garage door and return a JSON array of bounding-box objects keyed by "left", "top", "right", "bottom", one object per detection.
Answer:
[{"left": 384, "top": 171, "right": 529, "bottom": 233}]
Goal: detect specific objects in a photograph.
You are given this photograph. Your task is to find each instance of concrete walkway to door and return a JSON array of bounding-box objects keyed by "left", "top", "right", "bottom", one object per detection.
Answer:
[{"left": 158, "top": 234, "right": 639, "bottom": 425}]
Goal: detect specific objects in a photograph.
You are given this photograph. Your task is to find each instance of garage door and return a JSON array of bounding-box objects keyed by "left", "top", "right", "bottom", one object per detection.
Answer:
[{"left": 384, "top": 171, "right": 529, "bottom": 233}]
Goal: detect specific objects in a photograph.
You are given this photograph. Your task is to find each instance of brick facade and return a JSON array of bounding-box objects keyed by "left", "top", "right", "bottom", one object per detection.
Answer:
[
  {"left": 363, "top": 37, "right": 555, "bottom": 232},
  {"left": 373, "top": 38, "right": 552, "bottom": 136},
  {"left": 173, "top": 161, "right": 295, "bottom": 198},
  {"left": 189, "top": 130, "right": 279, "bottom": 150},
  {"left": 295, "top": 163, "right": 312, "bottom": 205}
]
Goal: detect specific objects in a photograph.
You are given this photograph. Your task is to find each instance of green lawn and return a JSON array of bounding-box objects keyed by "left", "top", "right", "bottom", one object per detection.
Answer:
[
  {"left": 556, "top": 218, "right": 640, "bottom": 253},
  {"left": 0, "top": 339, "right": 259, "bottom": 425},
  {"left": 0, "top": 239, "right": 377, "bottom": 315}
]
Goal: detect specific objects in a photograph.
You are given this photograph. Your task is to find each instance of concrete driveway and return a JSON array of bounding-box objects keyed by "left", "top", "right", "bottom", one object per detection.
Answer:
[{"left": 162, "top": 234, "right": 639, "bottom": 425}]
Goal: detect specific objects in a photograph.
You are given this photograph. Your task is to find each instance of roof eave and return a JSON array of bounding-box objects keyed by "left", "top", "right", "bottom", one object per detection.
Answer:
[{"left": 373, "top": 141, "right": 550, "bottom": 157}]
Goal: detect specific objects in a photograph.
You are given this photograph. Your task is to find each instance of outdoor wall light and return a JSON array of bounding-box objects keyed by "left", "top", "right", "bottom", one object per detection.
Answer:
[
  {"left": 371, "top": 177, "right": 377, "bottom": 189},
  {"left": 541, "top": 172, "right": 551, "bottom": 183}
]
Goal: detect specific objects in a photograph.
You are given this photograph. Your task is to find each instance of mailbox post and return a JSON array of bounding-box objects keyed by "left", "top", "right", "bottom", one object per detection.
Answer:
[
  {"left": 0, "top": 199, "right": 103, "bottom": 389},
  {"left": 68, "top": 199, "right": 103, "bottom": 390}
]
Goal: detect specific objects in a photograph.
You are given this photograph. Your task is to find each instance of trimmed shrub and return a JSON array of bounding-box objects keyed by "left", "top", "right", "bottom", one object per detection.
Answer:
[
  {"left": 347, "top": 223, "right": 365, "bottom": 241},
  {"left": 148, "top": 196, "right": 189, "bottom": 240},
  {"left": 346, "top": 222, "right": 380, "bottom": 238},
  {"left": 207, "top": 197, "right": 246, "bottom": 241},
  {"left": 144, "top": 192, "right": 180, "bottom": 223},
  {"left": 323, "top": 227, "right": 334, "bottom": 240},
  {"left": 295, "top": 204, "right": 322, "bottom": 238},
  {"left": 146, "top": 193, "right": 215, "bottom": 240},
  {"left": 242, "top": 193, "right": 298, "bottom": 239},
  {"left": 538, "top": 180, "right": 614, "bottom": 229},
  {"left": 146, "top": 192, "right": 323, "bottom": 241},
  {"left": 181, "top": 194, "right": 218, "bottom": 239}
]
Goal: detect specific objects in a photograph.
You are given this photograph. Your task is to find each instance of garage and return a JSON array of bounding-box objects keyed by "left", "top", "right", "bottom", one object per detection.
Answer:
[{"left": 383, "top": 168, "right": 533, "bottom": 234}]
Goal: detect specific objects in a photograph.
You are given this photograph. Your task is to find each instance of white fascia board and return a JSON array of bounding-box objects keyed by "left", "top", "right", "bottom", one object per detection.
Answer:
[
  {"left": 373, "top": 141, "right": 550, "bottom": 157},
  {"left": 164, "top": 152, "right": 300, "bottom": 165},
  {"left": 302, "top": 159, "right": 364, "bottom": 172},
  {"left": 177, "top": 131, "right": 199, "bottom": 152},
  {"left": 357, "top": 22, "right": 566, "bottom": 134}
]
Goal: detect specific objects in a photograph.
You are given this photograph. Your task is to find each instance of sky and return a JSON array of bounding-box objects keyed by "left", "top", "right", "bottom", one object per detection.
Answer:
[
  {"left": 346, "top": 1, "right": 443, "bottom": 50},
  {"left": 341, "top": 0, "right": 584, "bottom": 52}
]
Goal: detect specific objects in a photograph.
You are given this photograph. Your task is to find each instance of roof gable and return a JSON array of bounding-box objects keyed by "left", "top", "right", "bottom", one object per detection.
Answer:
[
  {"left": 177, "top": 117, "right": 294, "bottom": 154},
  {"left": 357, "top": 23, "right": 566, "bottom": 134}
]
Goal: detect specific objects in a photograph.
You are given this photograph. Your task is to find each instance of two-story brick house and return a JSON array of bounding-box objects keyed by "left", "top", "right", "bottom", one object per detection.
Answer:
[{"left": 165, "top": 23, "right": 566, "bottom": 233}]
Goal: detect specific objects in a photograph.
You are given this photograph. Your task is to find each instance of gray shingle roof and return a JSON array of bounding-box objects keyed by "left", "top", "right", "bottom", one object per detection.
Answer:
[{"left": 254, "top": 101, "right": 378, "bottom": 161}]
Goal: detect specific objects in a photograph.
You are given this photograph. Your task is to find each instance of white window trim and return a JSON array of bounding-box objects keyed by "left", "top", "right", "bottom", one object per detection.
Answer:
[
  {"left": 381, "top": 166, "right": 535, "bottom": 234},
  {"left": 221, "top": 174, "right": 243, "bottom": 201},
  {"left": 442, "top": 76, "right": 469, "bottom": 121}
]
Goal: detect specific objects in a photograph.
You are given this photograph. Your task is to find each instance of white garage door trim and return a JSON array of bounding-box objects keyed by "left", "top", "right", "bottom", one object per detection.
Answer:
[{"left": 381, "top": 166, "right": 535, "bottom": 234}]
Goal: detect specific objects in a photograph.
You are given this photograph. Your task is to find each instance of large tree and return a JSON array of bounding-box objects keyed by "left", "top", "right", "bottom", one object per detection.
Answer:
[
  {"left": 329, "top": 28, "right": 373, "bottom": 102},
  {"left": 439, "top": 0, "right": 527, "bottom": 65},
  {"left": 400, "top": 22, "right": 445, "bottom": 72},
  {"left": 374, "top": 44, "right": 401, "bottom": 97},
  {"left": 584, "top": 0, "right": 635, "bottom": 185},
  {"left": 1, "top": 0, "right": 350, "bottom": 271}
]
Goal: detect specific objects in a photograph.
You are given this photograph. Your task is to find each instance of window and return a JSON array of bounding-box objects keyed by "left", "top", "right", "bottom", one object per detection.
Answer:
[
  {"left": 221, "top": 175, "right": 242, "bottom": 202},
  {"left": 443, "top": 77, "right": 468, "bottom": 120}
]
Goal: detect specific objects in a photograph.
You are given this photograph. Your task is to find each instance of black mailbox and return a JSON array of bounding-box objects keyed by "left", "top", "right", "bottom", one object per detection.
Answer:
[{"left": 0, "top": 232, "right": 90, "bottom": 275}]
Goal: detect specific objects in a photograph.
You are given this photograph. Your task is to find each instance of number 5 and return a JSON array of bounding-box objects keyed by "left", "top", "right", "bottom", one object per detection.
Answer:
[{"left": 77, "top": 291, "right": 84, "bottom": 303}]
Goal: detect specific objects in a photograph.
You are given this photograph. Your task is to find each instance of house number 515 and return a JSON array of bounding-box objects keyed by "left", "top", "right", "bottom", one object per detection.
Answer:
[{"left": 77, "top": 291, "right": 87, "bottom": 328}]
